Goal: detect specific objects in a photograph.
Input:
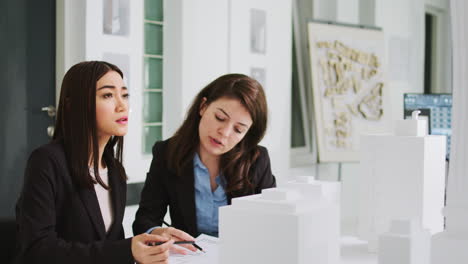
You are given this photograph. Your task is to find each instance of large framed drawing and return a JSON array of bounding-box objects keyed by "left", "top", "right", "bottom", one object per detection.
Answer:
[{"left": 308, "top": 22, "right": 391, "bottom": 162}]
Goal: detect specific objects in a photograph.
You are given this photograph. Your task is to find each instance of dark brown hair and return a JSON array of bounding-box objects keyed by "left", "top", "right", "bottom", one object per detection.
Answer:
[
  {"left": 167, "top": 73, "right": 268, "bottom": 194},
  {"left": 53, "top": 61, "right": 126, "bottom": 190}
]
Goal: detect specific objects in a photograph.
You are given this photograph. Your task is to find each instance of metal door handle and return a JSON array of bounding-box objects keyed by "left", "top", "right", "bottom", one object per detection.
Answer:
[
  {"left": 41, "top": 105, "right": 56, "bottom": 117},
  {"left": 47, "top": 125, "right": 55, "bottom": 138}
]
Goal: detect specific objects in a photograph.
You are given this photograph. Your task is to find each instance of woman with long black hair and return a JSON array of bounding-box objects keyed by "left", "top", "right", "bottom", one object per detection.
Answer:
[{"left": 15, "top": 61, "right": 195, "bottom": 264}]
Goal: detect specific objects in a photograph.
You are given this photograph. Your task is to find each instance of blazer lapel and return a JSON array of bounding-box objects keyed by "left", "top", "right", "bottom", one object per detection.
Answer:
[
  {"left": 106, "top": 162, "right": 124, "bottom": 238},
  {"left": 78, "top": 186, "right": 106, "bottom": 240},
  {"left": 175, "top": 163, "right": 197, "bottom": 235}
]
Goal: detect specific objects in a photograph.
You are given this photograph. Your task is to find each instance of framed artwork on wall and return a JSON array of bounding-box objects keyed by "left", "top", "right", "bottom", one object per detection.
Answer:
[
  {"left": 103, "top": 0, "right": 130, "bottom": 36},
  {"left": 308, "top": 21, "right": 391, "bottom": 162},
  {"left": 250, "top": 8, "right": 266, "bottom": 54}
]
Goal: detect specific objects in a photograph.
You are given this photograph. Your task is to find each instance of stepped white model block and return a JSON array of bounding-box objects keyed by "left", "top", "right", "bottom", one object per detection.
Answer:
[
  {"left": 358, "top": 113, "right": 446, "bottom": 251},
  {"left": 378, "top": 219, "right": 431, "bottom": 264},
  {"left": 219, "top": 177, "right": 340, "bottom": 264},
  {"left": 283, "top": 176, "right": 341, "bottom": 204},
  {"left": 394, "top": 110, "right": 428, "bottom": 136}
]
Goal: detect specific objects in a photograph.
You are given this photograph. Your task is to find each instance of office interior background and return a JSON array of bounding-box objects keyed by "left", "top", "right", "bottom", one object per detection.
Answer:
[{"left": 0, "top": 0, "right": 455, "bottom": 261}]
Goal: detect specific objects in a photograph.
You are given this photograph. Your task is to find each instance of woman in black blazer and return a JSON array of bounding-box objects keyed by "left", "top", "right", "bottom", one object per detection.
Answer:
[
  {"left": 15, "top": 61, "right": 195, "bottom": 264},
  {"left": 133, "top": 74, "right": 276, "bottom": 238}
]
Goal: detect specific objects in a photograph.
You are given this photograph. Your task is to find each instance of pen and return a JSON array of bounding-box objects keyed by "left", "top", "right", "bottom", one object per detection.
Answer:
[
  {"left": 150, "top": 241, "right": 196, "bottom": 246},
  {"left": 160, "top": 220, "right": 205, "bottom": 253},
  {"left": 149, "top": 240, "right": 205, "bottom": 253},
  {"left": 191, "top": 243, "right": 205, "bottom": 253}
]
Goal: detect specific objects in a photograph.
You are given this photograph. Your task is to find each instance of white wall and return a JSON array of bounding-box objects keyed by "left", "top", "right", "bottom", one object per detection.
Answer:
[
  {"left": 164, "top": 0, "right": 229, "bottom": 138},
  {"left": 165, "top": 0, "right": 292, "bottom": 179},
  {"left": 180, "top": 0, "right": 230, "bottom": 113},
  {"left": 337, "top": 0, "right": 359, "bottom": 24},
  {"left": 313, "top": 0, "right": 337, "bottom": 20}
]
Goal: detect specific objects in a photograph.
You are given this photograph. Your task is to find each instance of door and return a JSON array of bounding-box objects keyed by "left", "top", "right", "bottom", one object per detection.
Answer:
[{"left": 0, "top": 0, "right": 55, "bottom": 261}]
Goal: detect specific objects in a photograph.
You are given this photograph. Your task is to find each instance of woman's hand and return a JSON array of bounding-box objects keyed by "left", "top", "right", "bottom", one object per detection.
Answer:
[
  {"left": 131, "top": 233, "right": 174, "bottom": 264},
  {"left": 151, "top": 227, "right": 197, "bottom": 253}
]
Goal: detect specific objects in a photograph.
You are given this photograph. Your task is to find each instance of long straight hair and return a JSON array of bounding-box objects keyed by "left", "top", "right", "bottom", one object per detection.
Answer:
[
  {"left": 53, "top": 61, "right": 126, "bottom": 190},
  {"left": 167, "top": 73, "right": 268, "bottom": 194}
]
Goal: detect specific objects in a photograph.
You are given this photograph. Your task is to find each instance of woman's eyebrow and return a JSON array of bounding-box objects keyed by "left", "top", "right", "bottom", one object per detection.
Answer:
[
  {"left": 97, "top": 85, "right": 128, "bottom": 90},
  {"left": 216, "top": 108, "right": 230, "bottom": 118},
  {"left": 216, "top": 107, "right": 248, "bottom": 127}
]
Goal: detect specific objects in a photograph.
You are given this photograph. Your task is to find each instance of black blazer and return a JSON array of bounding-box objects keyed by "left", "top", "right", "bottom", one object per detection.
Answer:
[
  {"left": 132, "top": 140, "right": 276, "bottom": 237},
  {"left": 14, "top": 141, "right": 133, "bottom": 264}
]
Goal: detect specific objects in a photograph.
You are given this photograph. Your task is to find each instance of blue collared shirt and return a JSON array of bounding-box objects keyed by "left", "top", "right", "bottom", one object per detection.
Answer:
[{"left": 193, "top": 153, "right": 228, "bottom": 237}]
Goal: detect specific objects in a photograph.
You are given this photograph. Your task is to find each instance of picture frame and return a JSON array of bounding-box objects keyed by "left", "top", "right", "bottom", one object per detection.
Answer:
[{"left": 308, "top": 21, "right": 391, "bottom": 162}]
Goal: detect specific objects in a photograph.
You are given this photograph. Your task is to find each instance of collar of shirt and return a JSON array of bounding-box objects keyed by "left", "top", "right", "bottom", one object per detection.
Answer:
[{"left": 193, "top": 152, "right": 226, "bottom": 187}]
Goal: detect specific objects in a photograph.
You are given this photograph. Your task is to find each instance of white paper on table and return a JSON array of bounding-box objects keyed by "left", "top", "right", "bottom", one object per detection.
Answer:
[{"left": 169, "top": 234, "right": 219, "bottom": 264}]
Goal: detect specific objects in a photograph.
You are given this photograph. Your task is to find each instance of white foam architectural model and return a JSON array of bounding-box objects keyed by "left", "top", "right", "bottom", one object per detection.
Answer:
[
  {"left": 378, "top": 219, "right": 431, "bottom": 264},
  {"left": 358, "top": 110, "right": 446, "bottom": 251},
  {"left": 219, "top": 177, "right": 340, "bottom": 264}
]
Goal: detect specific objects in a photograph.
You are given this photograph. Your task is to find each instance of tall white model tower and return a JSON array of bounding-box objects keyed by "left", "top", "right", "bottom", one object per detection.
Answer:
[
  {"left": 431, "top": 1, "right": 468, "bottom": 263},
  {"left": 358, "top": 111, "right": 446, "bottom": 251}
]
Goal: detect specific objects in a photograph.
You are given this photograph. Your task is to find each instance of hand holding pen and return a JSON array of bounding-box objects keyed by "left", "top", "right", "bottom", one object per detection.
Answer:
[
  {"left": 161, "top": 220, "right": 205, "bottom": 252},
  {"left": 149, "top": 222, "right": 204, "bottom": 253},
  {"left": 149, "top": 240, "right": 205, "bottom": 253},
  {"left": 162, "top": 220, "right": 205, "bottom": 252}
]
